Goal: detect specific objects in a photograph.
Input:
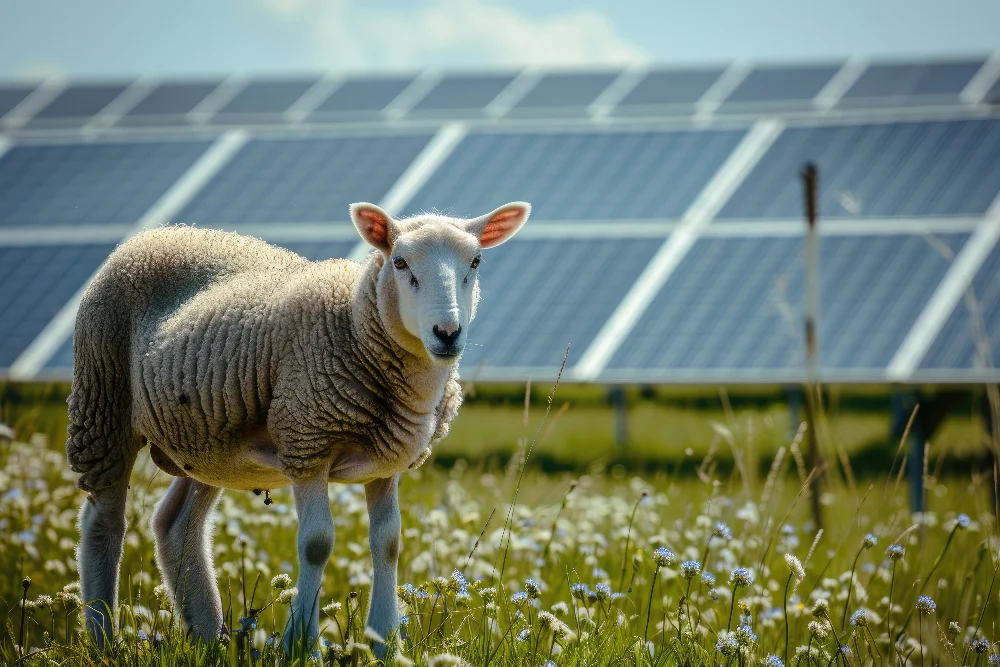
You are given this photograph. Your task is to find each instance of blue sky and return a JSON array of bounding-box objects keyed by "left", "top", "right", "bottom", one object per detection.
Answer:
[{"left": 2, "top": 0, "right": 998, "bottom": 79}]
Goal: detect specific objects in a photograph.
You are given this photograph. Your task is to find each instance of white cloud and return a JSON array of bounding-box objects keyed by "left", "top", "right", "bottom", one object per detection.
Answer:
[{"left": 255, "top": 0, "right": 647, "bottom": 71}]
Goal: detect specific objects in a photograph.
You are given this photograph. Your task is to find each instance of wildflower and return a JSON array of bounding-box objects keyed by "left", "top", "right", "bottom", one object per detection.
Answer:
[
  {"left": 653, "top": 547, "right": 675, "bottom": 567},
  {"left": 516, "top": 628, "right": 531, "bottom": 642},
  {"left": 735, "top": 624, "right": 757, "bottom": 647},
  {"left": 840, "top": 646, "right": 853, "bottom": 660},
  {"left": 708, "top": 588, "right": 721, "bottom": 602},
  {"left": 276, "top": 587, "right": 298, "bottom": 605},
  {"left": 21, "top": 576, "right": 31, "bottom": 591},
  {"left": 886, "top": 544, "right": 905, "bottom": 561},
  {"left": 862, "top": 533, "right": 878, "bottom": 549},
  {"left": 426, "top": 654, "right": 471, "bottom": 667},
  {"left": 762, "top": 654, "right": 784, "bottom": 667},
  {"left": 915, "top": 595, "right": 936, "bottom": 615},
  {"left": 524, "top": 578, "right": 541, "bottom": 599},
  {"left": 850, "top": 609, "right": 869, "bottom": 627},
  {"left": 681, "top": 560, "right": 701, "bottom": 580},
  {"left": 56, "top": 591, "right": 82, "bottom": 607},
  {"left": 946, "top": 621, "right": 961, "bottom": 640},
  {"left": 34, "top": 594, "right": 53, "bottom": 609},
  {"left": 569, "top": 583, "right": 590, "bottom": 601},
  {"left": 714, "top": 522, "right": 734, "bottom": 540},
  {"left": 238, "top": 615, "right": 257, "bottom": 633},
  {"left": 62, "top": 582, "right": 80, "bottom": 595},
  {"left": 510, "top": 591, "right": 529, "bottom": 605},
  {"left": 153, "top": 584, "right": 171, "bottom": 607},
  {"left": 811, "top": 598, "right": 829, "bottom": 618},
  {"left": 956, "top": 513, "right": 971, "bottom": 529},
  {"left": 716, "top": 633, "right": 739, "bottom": 656},
  {"left": 730, "top": 567, "right": 754, "bottom": 588},
  {"left": 784, "top": 554, "right": 805, "bottom": 582},
  {"left": 594, "top": 583, "right": 611, "bottom": 601},
  {"left": 970, "top": 638, "right": 991, "bottom": 654},
  {"left": 538, "top": 610, "right": 574, "bottom": 640},
  {"left": 271, "top": 573, "right": 292, "bottom": 590},
  {"left": 551, "top": 601, "right": 569, "bottom": 616},
  {"left": 479, "top": 587, "right": 496, "bottom": 603},
  {"left": 399, "top": 583, "right": 427, "bottom": 602},
  {"left": 702, "top": 571, "right": 716, "bottom": 586},
  {"left": 807, "top": 620, "right": 828, "bottom": 640},
  {"left": 322, "top": 601, "right": 343, "bottom": 616},
  {"left": 988, "top": 654, "right": 999, "bottom": 667}
]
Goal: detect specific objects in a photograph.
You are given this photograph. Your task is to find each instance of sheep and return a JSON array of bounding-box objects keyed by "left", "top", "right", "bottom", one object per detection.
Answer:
[{"left": 66, "top": 201, "right": 531, "bottom": 654}]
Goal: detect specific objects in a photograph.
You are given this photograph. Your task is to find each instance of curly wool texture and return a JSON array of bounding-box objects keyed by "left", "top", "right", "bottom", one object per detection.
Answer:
[{"left": 67, "top": 227, "right": 463, "bottom": 493}]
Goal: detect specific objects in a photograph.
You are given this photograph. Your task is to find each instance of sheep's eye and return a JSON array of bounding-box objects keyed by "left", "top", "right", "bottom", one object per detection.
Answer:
[
  {"left": 392, "top": 257, "right": 407, "bottom": 270},
  {"left": 470, "top": 256, "right": 481, "bottom": 269}
]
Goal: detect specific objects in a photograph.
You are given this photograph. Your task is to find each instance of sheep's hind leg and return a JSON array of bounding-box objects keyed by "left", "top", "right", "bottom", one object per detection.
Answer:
[
  {"left": 365, "top": 474, "right": 402, "bottom": 658},
  {"left": 77, "top": 475, "right": 132, "bottom": 646},
  {"left": 151, "top": 477, "right": 224, "bottom": 640},
  {"left": 284, "top": 473, "right": 334, "bottom": 657}
]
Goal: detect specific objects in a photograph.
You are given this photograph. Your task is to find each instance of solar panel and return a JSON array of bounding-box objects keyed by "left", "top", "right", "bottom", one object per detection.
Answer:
[
  {"left": 308, "top": 77, "right": 414, "bottom": 119},
  {"left": 718, "top": 64, "right": 841, "bottom": 110},
  {"left": 27, "top": 84, "right": 129, "bottom": 126},
  {"left": 459, "top": 237, "right": 665, "bottom": 372},
  {"left": 986, "top": 75, "right": 1000, "bottom": 105},
  {"left": 606, "top": 233, "right": 968, "bottom": 379},
  {"left": 508, "top": 72, "right": 619, "bottom": 116},
  {"left": 840, "top": 60, "right": 984, "bottom": 107},
  {"left": 211, "top": 78, "right": 318, "bottom": 121},
  {"left": 408, "top": 74, "right": 515, "bottom": 115},
  {"left": 0, "top": 140, "right": 212, "bottom": 227},
  {"left": 175, "top": 134, "right": 433, "bottom": 225},
  {"left": 406, "top": 128, "right": 746, "bottom": 221},
  {"left": 612, "top": 68, "right": 724, "bottom": 115},
  {"left": 718, "top": 119, "right": 1000, "bottom": 220},
  {"left": 919, "top": 242, "right": 1000, "bottom": 372},
  {"left": 0, "top": 85, "right": 35, "bottom": 118},
  {"left": 118, "top": 81, "right": 221, "bottom": 124},
  {"left": 0, "top": 243, "right": 117, "bottom": 368}
]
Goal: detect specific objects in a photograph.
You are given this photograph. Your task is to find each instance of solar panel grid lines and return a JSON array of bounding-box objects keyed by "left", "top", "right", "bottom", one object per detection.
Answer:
[
  {"left": 588, "top": 66, "right": 649, "bottom": 119},
  {"left": 83, "top": 78, "right": 157, "bottom": 131},
  {"left": 886, "top": 214, "right": 1000, "bottom": 380},
  {"left": 693, "top": 61, "right": 752, "bottom": 119},
  {"left": 483, "top": 68, "right": 541, "bottom": 118},
  {"left": 0, "top": 135, "right": 10, "bottom": 161},
  {"left": 7, "top": 129, "right": 249, "bottom": 380},
  {"left": 0, "top": 225, "right": 133, "bottom": 247},
  {"left": 571, "top": 119, "right": 784, "bottom": 381},
  {"left": 187, "top": 75, "right": 247, "bottom": 124},
  {"left": 382, "top": 70, "right": 443, "bottom": 120},
  {"left": 1, "top": 79, "right": 65, "bottom": 129},
  {"left": 812, "top": 57, "right": 869, "bottom": 112},
  {"left": 961, "top": 52, "right": 1000, "bottom": 104},
  {"left": 347, "top": 122, "right": 469, "bottom": 261},
  {"left": 25, "top": 83, "right": 133, "bottom": 129},
  {"left": 407, "top": 73, "right": 518, "bottom": 117},
  {"left": 507, "top": 70, "right": 621, "bottom": 117},
  {"left": 283, "top": 73, "right": 344, "bottom": 124},
  {"left": 0, "top": 86, "right": 37, "bottom": 121},
  {"left": 717, "top": 62, "right": 842, "bottom": 112},
  {"left": 209, "top": 77, "right": 321, "bottom": 124},
  {"left": 839, "top": 58, "right": 985, "bottom": 108},
  {"left": 307, "top": 75, "right": 416, "bottom": 120},
  {"left": 611, "top": 67, "right": 726, "bottom": 117},
  {"left": 122, "top": 80, "right": 223, "bottom": 121}
]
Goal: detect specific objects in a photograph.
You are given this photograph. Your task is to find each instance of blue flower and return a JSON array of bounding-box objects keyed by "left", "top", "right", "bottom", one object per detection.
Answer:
[
  {"left": 956, "top": 513, "right": 971, "bottom": 529},
  {"left": 238, "top": 615, "right": 257, "bottom": 633},
  {"left": 762, "top": 654, "right": 784, "bottom": 667},
  {"left": 714, "top": 522, "right": 734, "bottom": 541},
  {"left": 730, "top": 567, "right": 754, "bottom": 588},
  {"left": 524, "top": 578, "right": 542, "bottom": 599},
  {"left": 516, "top": 628, "right": 531, "bottom": 642},
  {"left": 915, "top": 596, "right": 936, "bottom": 615},
  {"left": 681, "top": 560, "right": 701, "bottom": 580},
  {"left": 653, "top": 547, "right": 675, "bottom": 567},
  {"left": 862, "top": 533, "right": 878, "bottom": 549},
  {"left": 510, "top": 591, "right": 529, "bottom": 605},
  {"left": 452, "top": 569, "right": 468, "bottom": 588},
  {"left": 886, "top": 544, "right": 905, "bottom": 561},
  {"left": 570, "top": 583, "right": 590, "bottom": 600},
  {"left": 702, "top": 571, "right": 716, "bottom": 586}
]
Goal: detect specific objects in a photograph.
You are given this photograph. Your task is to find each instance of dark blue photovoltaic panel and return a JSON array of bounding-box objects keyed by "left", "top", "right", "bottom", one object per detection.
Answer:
[
  {"left": 509, "top": 72, "right": 619, "bottom": 114},
  {"left": 0, "top": 140, "right": 212, "bottom": 227},
  {"left": 0, "top": 86, "right": 35, "bottom": 118},
  {"left": 986, "top": 75, "right": 1000, "bottom": 105},
  {"left": 282, "top": 241, "right": 358, "bottom": 261},
  {"left": 121, "top": 82, "right": 220, "bottom": 120},
  {"left": 719, "top": 120, "right": 1000, "bottom": 220},
  {"left": 459, "top": 237, "right": 664, "bottom": 371},
  {"left": 212, "top": 78, "right": 317, "bottom": 118},
  {"left": 0, "top": 243, "right": 116, "bottom": 368},
  {"left": 840, "top": 60, "right": 983, "bottom": 106},
  {"left": 29, "top": 84, "right": 129, "bottom": 124},
  {"left": 920, "top": 243, "right": 1000, "bottom": 371},
  {"left": 406, "top": 129, "right": 746, "bottom": 221},
  {"left": 176, "top": 134, "right": 432, "bottom": 225},
  {"left": 309, "top": 77, "right": 414, "bottom": 117},
  {"left": 409, "top": 74, "right": 515, "bottom": 114},
  {"left": 607, "top": 233, "right": 967, "bottom": 376},
  {"left": 719, "top": 64, "right": 840, "bottom": 108},
  {"left": 613, "top": 68, "right": 723, "bottom": 114}
]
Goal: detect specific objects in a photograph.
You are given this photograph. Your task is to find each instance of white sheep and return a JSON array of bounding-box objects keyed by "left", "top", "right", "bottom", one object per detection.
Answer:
[{"left": 66, "top": 201, "right": 530, "bottom": 654}]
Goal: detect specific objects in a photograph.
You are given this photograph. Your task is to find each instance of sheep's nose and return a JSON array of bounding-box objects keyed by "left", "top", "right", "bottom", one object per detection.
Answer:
[{"left": 432, "top": 323, "right": 461, "bottom": 347}]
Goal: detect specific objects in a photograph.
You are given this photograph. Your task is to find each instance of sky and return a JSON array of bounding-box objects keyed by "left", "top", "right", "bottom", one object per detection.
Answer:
[{"left": 1, "top": 0, "right": 999, "bottom": 80}]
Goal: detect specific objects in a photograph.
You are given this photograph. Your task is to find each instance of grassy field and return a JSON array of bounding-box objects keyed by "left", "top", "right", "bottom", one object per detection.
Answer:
[{"left": 0, "top": 383, "right": 998, "bottom": 666}]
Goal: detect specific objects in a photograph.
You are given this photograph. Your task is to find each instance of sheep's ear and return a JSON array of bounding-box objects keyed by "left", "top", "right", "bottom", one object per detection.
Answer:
[
  {"left": 350, "top": 203, "right": 397, "bottom": 254},
  {"left": 465, "top": 202, "right": 530, "bottom": 249}
]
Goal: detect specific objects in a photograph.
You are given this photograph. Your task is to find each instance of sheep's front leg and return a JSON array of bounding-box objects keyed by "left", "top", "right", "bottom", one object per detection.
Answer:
[
  {"left": 285, "top": 473, "right": 334, "bottom": 656},
  {"left": 77, "top": 478, "right": 130, "bottom": 646},
  {"left": 365, "top": 474, "right": 402, "bottom": 657},
  {"left": 150, "top": 477, "right": 224, "bottom": 640}
]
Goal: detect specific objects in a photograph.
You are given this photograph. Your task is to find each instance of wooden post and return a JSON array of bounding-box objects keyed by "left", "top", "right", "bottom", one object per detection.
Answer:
[{"left": 802, "top": 162, "right": 824, "bottom": 531}]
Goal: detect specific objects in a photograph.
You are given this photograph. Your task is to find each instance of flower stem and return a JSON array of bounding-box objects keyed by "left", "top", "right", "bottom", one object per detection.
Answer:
[
  {"left": 784, "top": 573, "right": 793, "bottom": 667},
  {"left": 644, "top": 566, "right": 660, "bottom": 642},
  {"left": 841, "top": 549, "right": 862, "bottom": 632}
]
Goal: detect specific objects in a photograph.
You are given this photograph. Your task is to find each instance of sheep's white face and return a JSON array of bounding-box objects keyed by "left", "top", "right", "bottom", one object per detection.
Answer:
[{"left": 351, "top": 202, "right": 530, "bottom": 364}]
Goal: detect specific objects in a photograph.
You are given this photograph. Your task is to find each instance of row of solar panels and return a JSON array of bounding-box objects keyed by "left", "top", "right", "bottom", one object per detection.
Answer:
[
  {"left": 1, "top": 228, "right": 997, "bottom": 382},
  {"left": 2, "top": 56, "right": 999, "bottom": 130},
  {"left": 3, "top": 118, "right": 1000, "bottom": 227}
]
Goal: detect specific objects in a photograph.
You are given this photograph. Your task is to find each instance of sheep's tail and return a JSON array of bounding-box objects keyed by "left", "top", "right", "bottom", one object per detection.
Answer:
[{"left": 66, "top": 272, "right": 141, "bottom": 493}]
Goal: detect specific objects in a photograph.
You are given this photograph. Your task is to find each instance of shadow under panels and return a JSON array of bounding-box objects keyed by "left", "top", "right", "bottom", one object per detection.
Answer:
[
  {"left": 0, "top": 139, "right": 213, "bottom": 227},
  {"left": 604, "top": 233, "right": 969, "bottom": 381},
  {"left": 405, "top": 127, "right": 747, "bottom": 221},
  {"left": 173, "top": 133, "right": 434, "bottom": 227},
  {"left": 718, "top": 118, "right": 1000, "bottom": 220}
]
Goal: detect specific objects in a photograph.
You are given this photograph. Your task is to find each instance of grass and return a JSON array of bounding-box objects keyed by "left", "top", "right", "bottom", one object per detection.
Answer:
[{"left": 0, "top": 381, "right": 998, "bottom": 666}]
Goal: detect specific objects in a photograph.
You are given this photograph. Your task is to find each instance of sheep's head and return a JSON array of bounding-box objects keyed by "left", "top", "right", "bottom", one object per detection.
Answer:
[{"left": 351, "top": 202, "right": 530, "bottom": 364}]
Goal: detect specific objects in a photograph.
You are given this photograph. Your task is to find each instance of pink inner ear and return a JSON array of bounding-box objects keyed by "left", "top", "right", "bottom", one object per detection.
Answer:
[
  {"left": 359, "top": 209, "right": 389, "bottom": 246},
  {"left": 481, "top": 209, "right": 522, "bottom": 245}
]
